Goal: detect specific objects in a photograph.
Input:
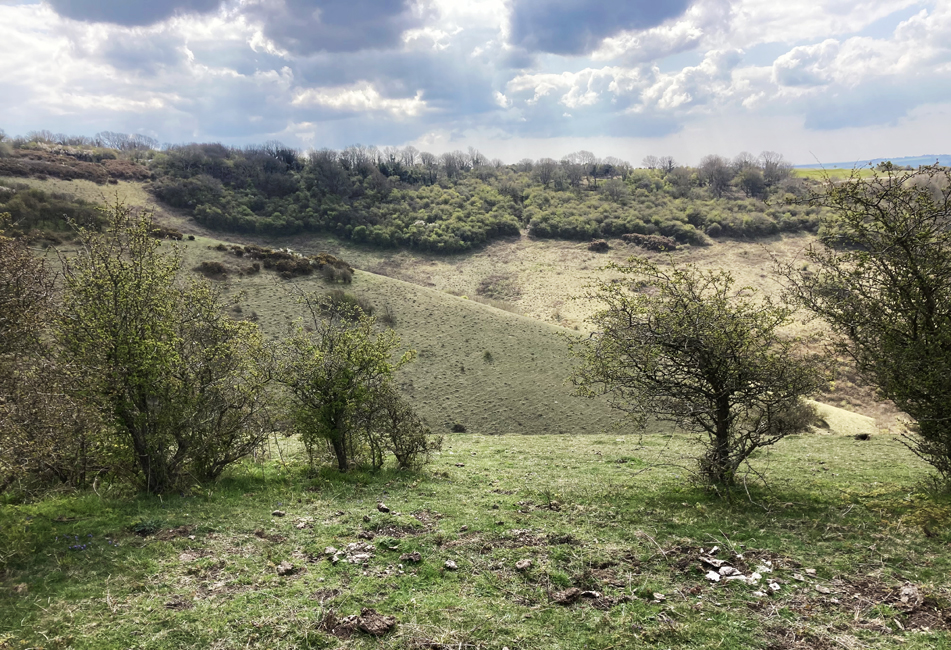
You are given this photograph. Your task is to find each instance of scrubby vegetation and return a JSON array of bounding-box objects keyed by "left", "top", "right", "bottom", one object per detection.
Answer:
[
  {"left": 0, "top": 130, "right": 825, "bottom": 254},
  {"left": 0, "top": 183, "right": 104, "bottom": 237},
  {"left": 144, "top": 142, "right": 817, "bottom": 252},
  {"left": 0, "top": 203, "right": 435, "bottom": 497},
  {"left": 3, "top": 131, "right": 951, "bottom": 648}
]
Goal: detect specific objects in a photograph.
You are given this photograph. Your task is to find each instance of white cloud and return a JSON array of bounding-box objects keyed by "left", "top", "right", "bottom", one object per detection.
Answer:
[
  {"left": 640, "top": 49, "right": 744, "bottom": 110},
  {"left": 292, "top": 83, "right": 428, "bottom": 117},
  {"left": 506, "top": 67, "right": 648, "bottom": 107},
  {"left": 0, "top": 0, "right": 948, "bottom": 162},
  {"left": 772, "top": 40, "right": 840, "bottom": 87},
  {"left": 724, "top": 0, "right": 924, "bottom": 47}
]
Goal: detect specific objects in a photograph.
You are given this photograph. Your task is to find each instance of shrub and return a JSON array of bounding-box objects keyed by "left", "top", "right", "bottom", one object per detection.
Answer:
[
  {"left": 364, "top": 388, "right": 443, "bottom": 470},
  {"left": 195, "top": 260, "right": 228, "bottom": 278},
  {"left": 56, "top": 202, "right": 272, "bottom": 493},
  {"left": 378, "top": 305, "right": 397, "bottom": 327},
  {"left": 786, "top": 165, "right": 951, "bottom": 480},
  {"left": 588, "top": 239, "right": 610, "bottom": 252},
  {"left": 278, "top": 292, "right": 423, "bottom": 471},
  {"left": 620, "top": 232, "right": 679, "bottom": 251},
  {"left": 324, "top": 290, "right": 374, "bottom": 318},
  {"left": 571, "top": 258, "right": 823, "bottom": 486},
  {"left": 451, "top": 423, "right": 467, "bottom": 433}
]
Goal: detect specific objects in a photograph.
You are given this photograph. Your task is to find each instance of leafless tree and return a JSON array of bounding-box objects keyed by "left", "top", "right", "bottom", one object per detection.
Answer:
[
  {"left": 419, "top": 151, "right": 438, "bottom": 183},
  {"left": 400, "top": 145, "right": 419, "bottom": 167},
  {"left": 534, "top": 157, "right": 558, "bottom": 188},
  {"left": 760, "top": 151, "right": 792, "bottom": 186},
  {"left": 699, "top": 154, "right": 734, "bottom": 198}
]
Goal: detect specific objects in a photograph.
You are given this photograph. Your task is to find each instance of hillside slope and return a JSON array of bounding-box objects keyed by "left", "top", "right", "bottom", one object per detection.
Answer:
[
  {"left": 6, "top": 174, "right": 900, "bottom": 434},
  {"left": 179, "top": 236, "right": 661, "bottom": 437}
]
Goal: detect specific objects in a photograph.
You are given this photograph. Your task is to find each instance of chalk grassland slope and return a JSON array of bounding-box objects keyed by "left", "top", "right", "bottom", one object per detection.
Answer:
[
  {"left": 6, "top": 175, "right": 894, "bottom": 433},
  {"left": 175, "top": 236, "right": 651, "bottom": 437}
]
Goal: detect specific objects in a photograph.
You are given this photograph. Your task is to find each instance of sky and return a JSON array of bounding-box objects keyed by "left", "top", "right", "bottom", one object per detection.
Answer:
[{"left": 1, "top": 0, "right": 950, "bottom": 166}]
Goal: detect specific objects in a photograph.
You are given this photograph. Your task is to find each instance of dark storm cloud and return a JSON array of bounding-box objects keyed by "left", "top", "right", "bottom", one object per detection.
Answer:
[
  {"left": 45, "top": 0, "right": 222, "bottom": 26},
  {"left": 246, "top": 0, "right": 423, "bottom": 54},
  {"left": 509, "top": 0, "right": 694, "bottom": 56}
]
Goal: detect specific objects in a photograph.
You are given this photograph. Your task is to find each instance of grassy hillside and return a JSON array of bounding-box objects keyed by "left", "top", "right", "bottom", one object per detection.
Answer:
[
  {"left": 5, "top": 168, "right": 948, "bottom": 650},
  {"left": 8, "top": 174, "right": 902, "bottom": 431},
  {"left": 173, "top": 235, "right": 650, "bottom": 437}
]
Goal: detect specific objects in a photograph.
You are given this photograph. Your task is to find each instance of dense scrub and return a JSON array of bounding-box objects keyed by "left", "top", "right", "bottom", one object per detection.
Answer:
[
  {"left": 0, "top": 132, "right": 825, "bottom": 252},
  {"left": 0, "top": 183, "right": 104, "bottom": 235},
  {"left": 146, "top": 144, "right": 824, "bottom": 252}
]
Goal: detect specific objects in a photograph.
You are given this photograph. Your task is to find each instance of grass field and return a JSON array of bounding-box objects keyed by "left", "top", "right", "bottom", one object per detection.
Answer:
[
  {"left": 792, "top": 169, "right": 877, "bottom": 181},
  {"left": 2, "top": 429, "right": 949, "bottom": 649},
  {"left": 3, "top": 177, "right": 947, "bottom": 649}
]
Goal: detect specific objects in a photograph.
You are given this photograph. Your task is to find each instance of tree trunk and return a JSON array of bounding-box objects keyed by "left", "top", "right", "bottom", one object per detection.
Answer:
[
  {"left": 330, "top": 431, "right": 349, "bottom": 471},
  {"left": 712, "top": 396, "right": 732, "bottom": 484}
]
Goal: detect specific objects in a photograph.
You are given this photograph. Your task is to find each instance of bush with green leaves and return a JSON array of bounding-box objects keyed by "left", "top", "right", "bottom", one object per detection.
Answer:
[
  {"left": 786, "top": 165, "right": 951, "bottom": 479},
  {"left": 0, "top": 213, "right": 104, "bottom": 492},
  {"left": 571, "top": 258, "right": 824, "bottom": 486},
  {"left": 56, "top": 202, "right": 271, "bottom": 493},
  {"left": 277, "top": 292, "right": 436, "bottom": 471}
]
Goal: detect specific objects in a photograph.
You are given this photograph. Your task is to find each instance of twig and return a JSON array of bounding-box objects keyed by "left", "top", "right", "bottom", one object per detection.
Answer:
[{"left": 635, "top": 530, "right": 668, "bottom": 559}]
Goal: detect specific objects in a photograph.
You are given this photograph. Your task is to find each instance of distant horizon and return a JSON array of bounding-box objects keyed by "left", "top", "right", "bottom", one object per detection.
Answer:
[
  {"left": 7, "top": 127, "right": 948, "bottom": 171},
  {"left": 2, "top": 1, "right": 950, "bottom": 167}
]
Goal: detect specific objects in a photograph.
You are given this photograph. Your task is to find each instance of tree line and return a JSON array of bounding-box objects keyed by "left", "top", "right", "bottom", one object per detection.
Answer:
[
  {"left": 2, "top": 127, "right": 810, "bottom": 252},
  {"left": 146, "top": 140, "right": 805, "bottom": 251}
]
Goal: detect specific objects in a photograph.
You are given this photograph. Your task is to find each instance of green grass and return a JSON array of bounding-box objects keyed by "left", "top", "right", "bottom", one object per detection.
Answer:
[
  {"left": 7, "top": 177, "right": 941, "bottom": 647},
  {"left": 792, "top": 168, "right": 877, "bottom": 180},
  {"left": 168, "top": 236, "right": 642, "bottom": 438},
  {"left": 2, "top": 431, "right": 949, "bottom": 649}
]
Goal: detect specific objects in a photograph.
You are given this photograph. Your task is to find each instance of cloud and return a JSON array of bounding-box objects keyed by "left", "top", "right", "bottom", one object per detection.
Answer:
[
  {"left": 243, "top": 0, "right": 424, "bottom": 54},
  {"left": 772, "top": 39, "right": 840, "bottom": 87},
  {"left": 591, "top": 0, "right": 731, "bottom": 63},
  {"left": 639, "top": 49, "right": 744, "bottom": 110},
  {"left": 2, "top": 0, "right": 950, "bottom": 161},
  {"left": 292, "top": 83, "right": 427, "bottom": 117},
  {"left": 45, "top": 0, "right": 222, "bottom": 26},
  {"left": 507, "top": 0, "right": 693, "bottom": 55}
]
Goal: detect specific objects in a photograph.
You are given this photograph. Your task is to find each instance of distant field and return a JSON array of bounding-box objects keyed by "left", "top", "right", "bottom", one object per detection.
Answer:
[{"left": 792, "top": 168, "right": 877, "bottom": 180}]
